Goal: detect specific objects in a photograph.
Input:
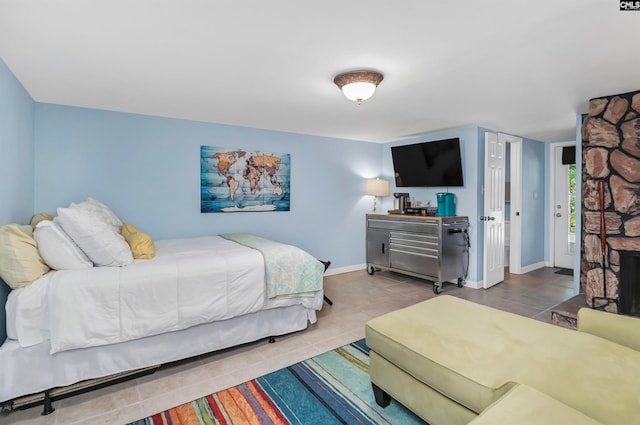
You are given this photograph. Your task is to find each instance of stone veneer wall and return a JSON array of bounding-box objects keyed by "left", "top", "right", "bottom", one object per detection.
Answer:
[{"left": 581, "top": 89, "right": 640, "bottom": 313}]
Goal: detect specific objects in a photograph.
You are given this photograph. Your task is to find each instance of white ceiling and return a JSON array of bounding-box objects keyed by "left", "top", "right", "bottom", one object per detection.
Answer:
[{"left": 0, "top": 1, "right": 638, "bottom": 143}]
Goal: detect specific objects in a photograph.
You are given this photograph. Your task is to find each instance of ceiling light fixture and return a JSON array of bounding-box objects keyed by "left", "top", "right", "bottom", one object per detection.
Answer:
[{"left": 333, "top": 70, "right": 384, "bottom": 105}]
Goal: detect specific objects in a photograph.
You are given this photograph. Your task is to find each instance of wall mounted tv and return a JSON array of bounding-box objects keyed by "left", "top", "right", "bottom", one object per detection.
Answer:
[{"left": 391, "top": 138, "right": 464, "bottom": 187}]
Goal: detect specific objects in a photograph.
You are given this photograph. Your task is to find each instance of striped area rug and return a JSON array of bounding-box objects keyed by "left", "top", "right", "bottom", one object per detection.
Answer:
[{"left": 128, "top": 339, "right": 426, "bottom": 424}]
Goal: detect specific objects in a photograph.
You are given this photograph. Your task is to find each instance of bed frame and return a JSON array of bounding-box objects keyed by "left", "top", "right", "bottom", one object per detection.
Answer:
[
  {"left": 0, "top": 233, "right": 331, "bottom": 416},
  {"left": 0, "top": 283, "right": 10, "bottom": 345},
  {"left": 0, "top": 294, "right": 321, "bottom": 415}
]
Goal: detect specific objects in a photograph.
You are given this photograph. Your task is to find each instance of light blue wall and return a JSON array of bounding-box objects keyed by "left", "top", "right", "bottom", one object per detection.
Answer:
[
  {"left": 521, "top": 137, "right": 546, "bottom": 266},
  {"left": 382, "top": 127, "right": 481, "bottom": 283},
  {"left": 0, "top": 59, "right": 34, "bottom": 225},
  {"left": 37, "top": 104, "right": 555, "bottom": 286},
  {"left": 34, "top": 104, "right": 382, "bottom": 268},
  {"left": 0, "top": 58, "right": 35, "bottom": 343}
]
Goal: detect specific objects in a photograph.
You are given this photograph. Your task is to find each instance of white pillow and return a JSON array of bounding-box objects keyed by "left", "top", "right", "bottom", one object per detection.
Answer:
[
  {"left": 33, "top": 220, "right": 93, "bottom": 270},
  {"left": 70, "top": 198, "right": 123, "bottom": 233},
  {"left": 55, "top": 207, "right": 133, "bottom": 267}
]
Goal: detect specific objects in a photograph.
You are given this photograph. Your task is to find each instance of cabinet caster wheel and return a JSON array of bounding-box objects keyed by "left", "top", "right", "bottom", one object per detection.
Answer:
[
  {"left": 367, "top": 265, "right": 376, "bottom": 275},
  {"left": 457, "top": 277, "right": 465, "bottom": 288},
  {"left": 433, "top": 284, "right": 442, "bottom": 294}
]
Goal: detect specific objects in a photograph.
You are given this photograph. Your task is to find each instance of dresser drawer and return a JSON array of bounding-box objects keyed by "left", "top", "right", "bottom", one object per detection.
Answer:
[
  {"left": 368, "top": 219, "right": 439, "bottom": 235},
  {"left": 389, "top": 248, "right": 439, "bottom": 278},
  {"left": 390, "top": 232, "right": 439, "bottom": 249}
]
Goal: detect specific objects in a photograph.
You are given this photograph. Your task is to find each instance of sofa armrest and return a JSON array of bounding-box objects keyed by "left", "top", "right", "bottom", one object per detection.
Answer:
[
  {"left": 469, "top": 385, "right": 604, "bottom": 425},
  {"left": 577, "top": 307, "right": 640, "bottom": 352}
]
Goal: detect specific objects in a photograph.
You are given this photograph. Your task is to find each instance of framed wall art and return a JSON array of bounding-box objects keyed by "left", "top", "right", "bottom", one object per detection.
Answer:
[{"left": 200, "top": 146, "right": 290, "bottom": 213}]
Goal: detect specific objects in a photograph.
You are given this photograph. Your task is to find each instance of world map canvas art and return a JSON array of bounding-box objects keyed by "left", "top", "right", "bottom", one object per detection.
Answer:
[{"left": 201, "top": 146, "right": 291, "bottom": 213}]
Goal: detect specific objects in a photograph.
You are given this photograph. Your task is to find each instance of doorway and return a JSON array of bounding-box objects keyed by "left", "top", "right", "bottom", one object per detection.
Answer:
[
  {"left": 551, "top": 144, "right": 577, "bottom": 270},
  {"left": 482, "top": 132, "right": 523, "bottom": 289}
]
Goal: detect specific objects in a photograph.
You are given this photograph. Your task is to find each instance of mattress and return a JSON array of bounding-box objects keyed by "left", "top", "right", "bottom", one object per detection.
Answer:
[{"left": 6, "top": 236, "right": 322, "bottom": 353}]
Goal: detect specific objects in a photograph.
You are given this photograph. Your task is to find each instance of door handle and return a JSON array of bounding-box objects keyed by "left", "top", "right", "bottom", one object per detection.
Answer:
[
  {"left": 479, "top": 216, "right": 496, "bottom": 221},
  {"left": 556, "top": 213, "right": 562, "bottom": 217}
]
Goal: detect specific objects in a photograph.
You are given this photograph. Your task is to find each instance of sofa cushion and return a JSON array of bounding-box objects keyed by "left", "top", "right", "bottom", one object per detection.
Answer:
[
  {"left": 367, "top": 299, "right": 514, "bottom": 413},
  {"left": 578, "top": 307, "right": 640, "bottom": 352},
  {"left": 365, "top": 295, "right": 640, "bottom": 425},
  {"left": 469, "top": 385, "right": 603, "bottom": 425}
]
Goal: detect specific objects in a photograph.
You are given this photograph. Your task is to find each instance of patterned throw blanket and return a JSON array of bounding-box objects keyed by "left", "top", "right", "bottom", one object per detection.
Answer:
[{"left": 220, "top": 233, "right": 324, "bottom": 298}]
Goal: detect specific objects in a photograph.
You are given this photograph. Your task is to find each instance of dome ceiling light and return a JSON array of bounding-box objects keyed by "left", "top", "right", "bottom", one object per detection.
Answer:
[{"left": 333, "top": 70, "right": 384, "bottom": 105}]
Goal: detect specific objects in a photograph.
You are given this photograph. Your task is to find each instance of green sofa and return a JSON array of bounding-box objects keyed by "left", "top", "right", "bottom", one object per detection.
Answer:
[{"left": 365, "top": 295, "right": 640, "bottom": 425}]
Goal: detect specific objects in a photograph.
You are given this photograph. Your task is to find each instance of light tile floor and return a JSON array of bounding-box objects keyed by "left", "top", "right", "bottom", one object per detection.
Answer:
[{"left": 2, "top": 268, "right": 575, "bottom": 425}]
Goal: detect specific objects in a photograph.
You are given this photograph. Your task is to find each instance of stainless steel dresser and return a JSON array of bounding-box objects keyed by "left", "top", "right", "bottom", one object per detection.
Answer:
[{"left": 366, "top": 214, "right": 470, "bottom": 294}]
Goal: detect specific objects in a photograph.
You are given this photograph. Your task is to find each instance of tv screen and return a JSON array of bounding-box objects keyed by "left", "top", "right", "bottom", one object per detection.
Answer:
[{"left": 391, "top": 138, "right": 464, "bottom": 187}]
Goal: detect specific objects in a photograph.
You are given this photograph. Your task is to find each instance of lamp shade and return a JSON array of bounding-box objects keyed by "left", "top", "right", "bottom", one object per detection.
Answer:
[
  {"left": 365, "top": 179, "right": 389, "bottom": 197},
  {"left": 341, "top": 82, "right": 377, "bottom": 103}
]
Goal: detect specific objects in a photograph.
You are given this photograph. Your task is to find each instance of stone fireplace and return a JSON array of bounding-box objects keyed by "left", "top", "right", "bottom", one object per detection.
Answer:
[{"left": 581, "top": 89, "right": 640, "bottom": 315}]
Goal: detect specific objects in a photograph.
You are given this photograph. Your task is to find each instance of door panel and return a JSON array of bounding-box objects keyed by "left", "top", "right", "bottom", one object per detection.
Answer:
[
  {"left": 367, "top": 229, "right": 389, "bottom": 266},
  {"left": 483, "top": 132, "right": 505, "bottom": 288},
  {"left": 553, "top": 146, "right": 575, "bottom": 270}
]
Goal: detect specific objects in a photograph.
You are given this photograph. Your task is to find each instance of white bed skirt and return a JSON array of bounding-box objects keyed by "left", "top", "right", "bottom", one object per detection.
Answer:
[{"left": 0, "top": 304, "right": 317, "bottom": 404}]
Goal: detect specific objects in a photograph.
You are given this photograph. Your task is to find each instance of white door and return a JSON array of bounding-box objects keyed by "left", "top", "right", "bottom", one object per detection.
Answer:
[
  {"left": 507, "top": 137, "right": 523, "bottom": 274},
  {"left": 553, "top": 146, "right": 576, "bottom": 269},
  {"left": 483, "top": 132, "right": 505, "bottom": 288}
]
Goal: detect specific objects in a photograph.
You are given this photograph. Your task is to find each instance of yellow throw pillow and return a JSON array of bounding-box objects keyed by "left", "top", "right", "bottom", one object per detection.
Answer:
[
  {"left": 30, "top": 212, "right": 54, "bottom": 229},
  {"left": 121, "top": 223, "right": 155, "bottom": 259},
  {"left": 0, "top": 224, "right": 50, "bottom": 288}
]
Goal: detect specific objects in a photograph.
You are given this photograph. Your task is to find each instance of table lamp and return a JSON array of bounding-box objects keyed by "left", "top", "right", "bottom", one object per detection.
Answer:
[{"left": 365, "top": 179, "right": 389, "bottom": 212}]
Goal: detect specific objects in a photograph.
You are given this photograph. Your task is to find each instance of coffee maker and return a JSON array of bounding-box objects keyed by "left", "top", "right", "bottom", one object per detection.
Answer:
[{"left": 388, "top": 192, "right": 410, "bottom": 214}]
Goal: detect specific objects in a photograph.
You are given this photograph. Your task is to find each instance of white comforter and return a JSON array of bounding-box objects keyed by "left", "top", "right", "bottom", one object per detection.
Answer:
[{"left": 8, "top": 236, "right": 322, "bottom": 353}]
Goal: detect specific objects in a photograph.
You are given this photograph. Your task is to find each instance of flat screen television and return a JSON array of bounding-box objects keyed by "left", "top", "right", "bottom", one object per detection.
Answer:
[{"left": 391, "top": 138, "right": 464, "bottom": 187}]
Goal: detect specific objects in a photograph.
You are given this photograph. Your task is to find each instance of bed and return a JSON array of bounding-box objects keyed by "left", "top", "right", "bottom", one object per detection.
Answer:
[{"left": 0, "top": 200, "right": 325, "bottom": 413}]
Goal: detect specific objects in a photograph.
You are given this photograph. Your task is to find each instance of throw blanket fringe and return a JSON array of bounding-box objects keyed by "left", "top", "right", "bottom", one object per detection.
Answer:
[{"left": 220, "top": 233, "right": 324, "bottom": 298}]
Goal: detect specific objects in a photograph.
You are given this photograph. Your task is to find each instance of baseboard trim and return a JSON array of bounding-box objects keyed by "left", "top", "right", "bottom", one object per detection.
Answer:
[
  {"left": 519, "top": 261, "right": 546, "bottom": 274},
  {"left": 463, "top": 279, "right": 483, "bottom": 289},
  {"left": 325, "top": 265, "right": 481, "bottom": 291},
  {"left": 324, "top": 264, "right": 366, "bottom": 276}
]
